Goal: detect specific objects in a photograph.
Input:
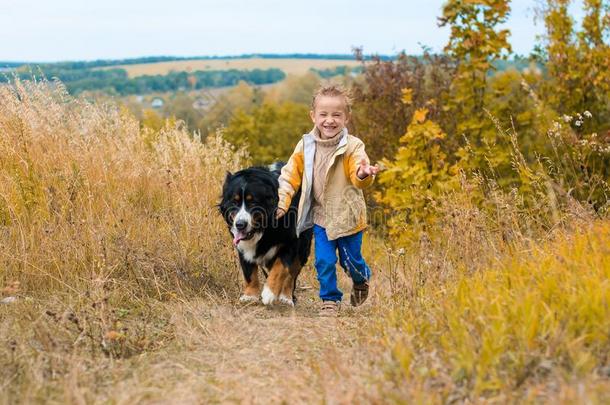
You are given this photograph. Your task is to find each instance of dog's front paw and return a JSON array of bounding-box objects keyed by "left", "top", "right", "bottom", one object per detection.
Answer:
[
  {"left": 239, "top": 294, "right": 259, "bottom": 303},
  {"left": 278, "top": 294, "right": 295, "bottom": 307},
  {"left": 261, "top": 284, "right": 276, "bottom": 305}
]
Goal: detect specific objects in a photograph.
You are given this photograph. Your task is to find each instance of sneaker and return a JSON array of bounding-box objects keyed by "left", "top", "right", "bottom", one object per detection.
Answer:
[
  {"left": 350, "top": 282, "right": 369, "bottom": 307},
  {"left": 318, "top": 300, "right": 340, "bottom": 317}
]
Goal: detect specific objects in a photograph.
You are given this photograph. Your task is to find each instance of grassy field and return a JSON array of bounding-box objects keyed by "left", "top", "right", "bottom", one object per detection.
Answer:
[
  {"left": 1, "top": 80, "right": 609, "bottom": 404},
  {"left": 101, "top": 57, "right": 361, "bottom": 78}
]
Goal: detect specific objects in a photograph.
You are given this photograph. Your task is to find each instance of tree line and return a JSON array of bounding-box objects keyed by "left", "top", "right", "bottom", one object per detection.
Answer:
[{"left": 1, "top": 67, "right": 286, "bottom": 95}]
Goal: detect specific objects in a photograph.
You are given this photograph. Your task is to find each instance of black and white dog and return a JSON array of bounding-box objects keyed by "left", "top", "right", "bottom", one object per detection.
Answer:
[{"left": 219, "top": 163, "right": 312, "bottom": 305}]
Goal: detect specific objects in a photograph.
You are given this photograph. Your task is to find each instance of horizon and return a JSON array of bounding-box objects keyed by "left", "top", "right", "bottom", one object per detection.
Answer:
[
  {"left": 0, "top": 52, "right": 534, "bottom": 66},
  {"left": 0, "top": 53, "right": 393, "bottom": 65}
]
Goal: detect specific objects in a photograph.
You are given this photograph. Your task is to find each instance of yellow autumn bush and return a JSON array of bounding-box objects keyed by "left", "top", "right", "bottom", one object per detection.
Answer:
[
  {"left": 380, "top": 221, "right": 610, "bottom": 400},
  {"left": 376, "top": 107, "right": 458, "bottom": 243}
]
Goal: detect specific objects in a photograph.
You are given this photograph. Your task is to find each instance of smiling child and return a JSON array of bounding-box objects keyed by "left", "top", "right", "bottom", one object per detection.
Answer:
[{"left": 276, "top": 84, "right": 379, "bottom": 316}]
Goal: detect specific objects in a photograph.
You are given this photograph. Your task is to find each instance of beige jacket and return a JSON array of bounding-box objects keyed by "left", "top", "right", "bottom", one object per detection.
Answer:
[{"left": 278, "top": 128, "right": 374, "bottom": 240}]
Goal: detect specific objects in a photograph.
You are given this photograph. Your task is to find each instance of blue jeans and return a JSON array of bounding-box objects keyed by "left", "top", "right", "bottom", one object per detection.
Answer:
[{"left": 313, "top": 224, "right": 371, "bottom": 302}]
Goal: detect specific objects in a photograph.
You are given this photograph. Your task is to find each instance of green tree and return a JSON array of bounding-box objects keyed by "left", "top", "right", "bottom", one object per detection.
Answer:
[
  {"left": 222, "top": 102, "right": 312, "bottom": 164},
  {"left": 540, "top": 0, "right": 610, "bottom": 131},
  {"left": 439, "top": 0, "right": 514, "bottom": 180}
]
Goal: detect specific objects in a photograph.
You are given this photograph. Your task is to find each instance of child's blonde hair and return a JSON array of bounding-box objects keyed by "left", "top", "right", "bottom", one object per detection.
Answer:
[{"left": 311, "top": 84, "right": 352, "bottom": 114}]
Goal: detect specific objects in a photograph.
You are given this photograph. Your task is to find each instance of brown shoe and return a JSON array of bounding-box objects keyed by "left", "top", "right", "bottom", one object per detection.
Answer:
[
  {"left": 318, "top": 300, "right": 340, "bottom": 317},
  {"left": 350, "top": 282, "right": 369, "bottom": 307}
]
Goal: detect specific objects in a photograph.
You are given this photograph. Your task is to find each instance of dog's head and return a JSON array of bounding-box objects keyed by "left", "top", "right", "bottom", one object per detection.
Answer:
[{"left": 219, "top": 167, "right": 279, "bottom": 246}]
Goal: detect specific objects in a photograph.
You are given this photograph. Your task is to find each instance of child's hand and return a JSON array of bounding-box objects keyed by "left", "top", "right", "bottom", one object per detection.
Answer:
[
  {"left": 275, "top": 207, "right": 286, "bottom": 219},
  {"left": 356, "top": 158, "right": 380, "bottom": 179}
]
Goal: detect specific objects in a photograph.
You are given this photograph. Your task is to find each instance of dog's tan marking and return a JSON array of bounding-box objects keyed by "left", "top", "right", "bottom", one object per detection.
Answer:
[
  {"left": 233, "top": 194, "right": 241, "bottom": 202},
  {"left": 245, "top": 194, "right": 253, "bottom": 201},
  {"left": 281, "top": 272, "right": 295, "bottom": 301},
  {"left": 243, "top": 269, "right": 261, "bottom": 297},
  {"left": 266, "top": 258, "right": 290, "bottom": 298},
  {"left": 281, "top": 262, "right": 303, "bottom": 302}
]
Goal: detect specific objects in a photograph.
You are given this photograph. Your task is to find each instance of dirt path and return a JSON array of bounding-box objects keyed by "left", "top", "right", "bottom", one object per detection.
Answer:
[{"left": 106, "top": 281, "right": 384, "bottom": 404}]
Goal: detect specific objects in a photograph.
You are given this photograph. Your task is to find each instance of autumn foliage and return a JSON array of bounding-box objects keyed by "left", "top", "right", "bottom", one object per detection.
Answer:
[{"left": 353, "top": 0, "right": 610, "bottom": 241}]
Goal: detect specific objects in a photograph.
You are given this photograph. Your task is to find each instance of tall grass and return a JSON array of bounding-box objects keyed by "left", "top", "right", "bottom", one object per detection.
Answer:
[{"left": 0, "top": 78, "right": 244, "bottom": 298}]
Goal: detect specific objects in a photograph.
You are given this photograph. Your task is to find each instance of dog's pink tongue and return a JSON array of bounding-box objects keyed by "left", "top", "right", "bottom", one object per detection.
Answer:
[{"left": 233, "top": 231, "right": 246, "bottom": 246}]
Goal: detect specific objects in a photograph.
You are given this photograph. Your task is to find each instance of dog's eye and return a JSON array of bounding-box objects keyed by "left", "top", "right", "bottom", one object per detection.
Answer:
[
  {"left": 233, "top": 194, "right": 241, "bottom": 203},
  {"left": 245, "top": 194, "right": 253, "bottom": 202}
]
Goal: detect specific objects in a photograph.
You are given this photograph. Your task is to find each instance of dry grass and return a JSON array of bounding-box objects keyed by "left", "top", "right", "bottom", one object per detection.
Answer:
[
  {"left": 0, "top": 78, "right": 247, "bottom": 297},
  {"left": 1, "top": 79, "right": 609, "bottom": 404},
  {"left": 101, "top": 58, "right": 360, "bottom": 78}
]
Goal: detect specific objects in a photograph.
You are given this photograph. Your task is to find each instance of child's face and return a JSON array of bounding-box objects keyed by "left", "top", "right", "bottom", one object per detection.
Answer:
[{"left": 310, "top": 95, "right": 349, "bottom": 139}]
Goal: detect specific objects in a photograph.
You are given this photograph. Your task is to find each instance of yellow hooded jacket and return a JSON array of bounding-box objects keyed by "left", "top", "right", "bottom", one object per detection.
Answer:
[{"left": 278, "top": 128, "right": 374, "bottom": 240}]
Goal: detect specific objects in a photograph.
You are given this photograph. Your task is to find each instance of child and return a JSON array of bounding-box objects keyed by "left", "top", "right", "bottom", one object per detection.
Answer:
[{"left": 276, "top": 84, "right": 379, "bottom": 316}]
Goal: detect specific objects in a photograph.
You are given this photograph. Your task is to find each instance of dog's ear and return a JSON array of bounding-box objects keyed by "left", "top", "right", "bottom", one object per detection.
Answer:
[
  {"left": 225, "top": 171, "right": 233, "bottom": 182},
  {"left": 222, "top": 171, "right": 232, "bottom": 190}
]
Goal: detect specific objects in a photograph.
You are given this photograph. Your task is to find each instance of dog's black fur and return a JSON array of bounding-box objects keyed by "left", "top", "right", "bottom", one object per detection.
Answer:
[{"left": 219, "top": 164, "right": 312, "bottom": 304}]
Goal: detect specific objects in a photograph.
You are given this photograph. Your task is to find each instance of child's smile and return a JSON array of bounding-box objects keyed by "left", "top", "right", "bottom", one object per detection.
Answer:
[{"left": 310, "top": 95, "right": 349, "bottom": 139}]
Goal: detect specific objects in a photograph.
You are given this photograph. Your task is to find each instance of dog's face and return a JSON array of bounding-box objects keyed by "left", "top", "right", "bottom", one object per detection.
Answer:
[{"left": 219, "top": 169, "right": 279, "bottom": 246}]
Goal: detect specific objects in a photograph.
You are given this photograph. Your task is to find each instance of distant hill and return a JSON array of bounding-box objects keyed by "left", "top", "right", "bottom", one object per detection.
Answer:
[
  {"left": 0, "top": 62, "right": 26, "bottom": 71},
  {"left": 1, "top": 53, "right": 388, "bottom": 71}
]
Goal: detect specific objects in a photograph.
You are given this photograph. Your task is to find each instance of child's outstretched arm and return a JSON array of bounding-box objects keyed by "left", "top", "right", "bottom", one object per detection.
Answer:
[
  {"left": 348, "top": 141, "right": 378, "bottom": 189},
  {"left": 357, "top": 158, "right": 380, "bottom": 179},
  {"left": 277, "top": 140, "right": 304, "bottom": 218}
]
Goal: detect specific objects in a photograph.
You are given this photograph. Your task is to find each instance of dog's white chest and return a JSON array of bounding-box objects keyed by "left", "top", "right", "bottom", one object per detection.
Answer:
[{"left": 237, "top": 239, "right": 278, "bottom": 266}]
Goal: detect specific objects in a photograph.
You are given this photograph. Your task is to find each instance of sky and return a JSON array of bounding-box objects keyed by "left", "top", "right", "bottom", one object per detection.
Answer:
[{"left": 0, "top": 0, "right": 584, "bottom": 62}]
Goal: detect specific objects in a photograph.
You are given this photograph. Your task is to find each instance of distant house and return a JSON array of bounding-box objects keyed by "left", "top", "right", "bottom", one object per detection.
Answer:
[
  {"left": 151, "top": 98, "right": 164, "bottom": 108},
  {"left": 192, "top": 98, "right": 211, "bottom": 110}
]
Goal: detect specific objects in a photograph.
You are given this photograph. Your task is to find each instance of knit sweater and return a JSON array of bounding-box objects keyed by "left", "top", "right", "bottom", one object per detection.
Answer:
[{"left": 312, "top": 129, "right": 342, "bottom": 227}]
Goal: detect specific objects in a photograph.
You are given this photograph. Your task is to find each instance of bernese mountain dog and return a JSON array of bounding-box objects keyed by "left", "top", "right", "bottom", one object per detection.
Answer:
[{"left": 219, "top": 163, "right": 312, "bottom": 305}]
